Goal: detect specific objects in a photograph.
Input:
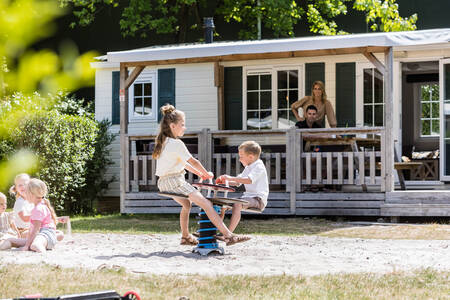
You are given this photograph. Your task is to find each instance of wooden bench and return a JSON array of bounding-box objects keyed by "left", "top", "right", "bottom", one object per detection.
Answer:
[
  {"left": 376, "top": 161, "right": 423, "bottom": 190},
  {"left": 394, "top": 161, "right": 423, "bottom": 190}
]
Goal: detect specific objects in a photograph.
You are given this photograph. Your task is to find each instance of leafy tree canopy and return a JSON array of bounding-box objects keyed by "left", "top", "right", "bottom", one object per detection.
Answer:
[{"left": 61, "top": 0, "right": 417, "bottom": 42}]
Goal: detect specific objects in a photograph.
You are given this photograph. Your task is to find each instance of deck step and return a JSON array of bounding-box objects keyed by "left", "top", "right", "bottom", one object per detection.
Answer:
[
  {"left": 381, "top": 203, "right": 450, "bottom": 216},
  {"left": 386, "top": 191, "right": 450, "bottom": 204}
]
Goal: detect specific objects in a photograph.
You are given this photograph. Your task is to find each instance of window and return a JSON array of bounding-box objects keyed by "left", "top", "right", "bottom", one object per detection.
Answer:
[
  {"left": 277, "top": 70, "right": 299, "bottom": 128},
  {"left": 420, "top": 83, "right": 439, "bottom": 136},
  {"left": 245, "top": 67, "right": 300, "bottom": 129},
  {"left": 129, "top": 72, "right": 157, "bottom": 121},
  {"left": 363, "top": 68, "right": 384, "bottom": 127},
  {"left": 247, "top": 72, "right": 272, "bottom": 129}
]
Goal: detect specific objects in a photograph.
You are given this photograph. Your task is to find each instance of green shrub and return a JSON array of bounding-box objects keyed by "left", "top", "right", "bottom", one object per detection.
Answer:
[{"left": 0, "top": 93, "right": 114, "bottom": 214}]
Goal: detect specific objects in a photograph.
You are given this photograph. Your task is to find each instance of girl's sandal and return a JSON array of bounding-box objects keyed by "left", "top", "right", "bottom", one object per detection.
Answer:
[
  {"left": 180, "top": 234, "right": 198, "bottom": 246},
  {"left": 224, "top": 234, "right": 251, "bottom": 246}
]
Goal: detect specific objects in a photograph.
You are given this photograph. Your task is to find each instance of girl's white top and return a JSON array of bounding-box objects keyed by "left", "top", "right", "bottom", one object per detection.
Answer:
[
  {"left": 13, "top": 196, "right": 34, "bottom": 228},
  {"left": 155, "top": 138, "right": 192, "bottom": 177}
]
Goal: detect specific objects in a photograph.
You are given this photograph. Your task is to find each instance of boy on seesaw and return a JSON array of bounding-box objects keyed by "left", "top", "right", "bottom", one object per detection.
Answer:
[{"left": 216, "top": 141, "right": 269, "bottom": 233}]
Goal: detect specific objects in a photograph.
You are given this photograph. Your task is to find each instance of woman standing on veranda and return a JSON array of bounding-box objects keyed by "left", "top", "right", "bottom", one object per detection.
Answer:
[{"left": 291, "top": 81, "right": 337, "bottom": 128}]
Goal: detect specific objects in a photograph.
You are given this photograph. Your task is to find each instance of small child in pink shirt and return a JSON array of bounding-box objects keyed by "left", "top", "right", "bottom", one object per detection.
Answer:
[{"left": 1, "top": 179, "right": 58, "bottom": 252}]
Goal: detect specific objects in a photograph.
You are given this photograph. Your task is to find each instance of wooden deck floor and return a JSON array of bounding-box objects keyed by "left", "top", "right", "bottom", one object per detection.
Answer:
[{"left": 124, "top": 189, "right": 450, "bottom": 217}]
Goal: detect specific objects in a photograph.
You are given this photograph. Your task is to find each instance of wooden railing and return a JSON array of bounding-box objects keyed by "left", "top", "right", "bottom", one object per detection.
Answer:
[
  {"left": 287, "top": 127, "right": 385, "bottom": 193},
  {"left": 125, "top": 127, "right": 385, "bottom": 194}
]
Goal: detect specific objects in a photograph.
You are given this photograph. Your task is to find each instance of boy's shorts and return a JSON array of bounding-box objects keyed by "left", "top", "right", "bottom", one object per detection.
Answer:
[
  {"left": 37, "top": 227, "right": 57, "bottom": 250},
  {"left": 241, "top": 196, "right": 265, "bottom": 211},
  {"left": 158, "top": 172, "right": 197, "bottom": 197}
]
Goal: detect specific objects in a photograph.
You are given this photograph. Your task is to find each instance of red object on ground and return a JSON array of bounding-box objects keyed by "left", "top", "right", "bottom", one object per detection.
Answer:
[{"left": 123, "top": 291, "right": 141, "bottom": 300}]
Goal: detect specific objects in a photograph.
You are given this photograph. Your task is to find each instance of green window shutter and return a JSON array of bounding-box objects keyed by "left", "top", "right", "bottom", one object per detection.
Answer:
[
  {"left": 158, "top": 68, "right": 176, "bottom": 122},
  {"left": 335, "top": 62, "right": 356, "bottom": 127},
  {"left": 111, "top": 71, "right": 120, "bottom": 125},
  {"left": 305, "top": 63, "right": 325, "bottom": 95},
  {"left": 224, "top": 67, "right": 243, "bottom": 130}
]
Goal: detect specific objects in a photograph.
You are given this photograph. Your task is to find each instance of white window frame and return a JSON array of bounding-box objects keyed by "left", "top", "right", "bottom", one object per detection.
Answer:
[
  {"left": 242, "top": 65, "right": 303, "bottom": 130},
  {"left": 128, "top": 70, "right": 157, "bottom": 122},
  {"left": 416, "top": 82, "right": 440, "bottom": 137},
  {"left": 356, "top": 62, "right": 384, "bottom": 127}
]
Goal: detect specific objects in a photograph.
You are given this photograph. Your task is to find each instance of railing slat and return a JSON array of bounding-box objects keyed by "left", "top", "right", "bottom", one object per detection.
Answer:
[
  {"left": 316, "top": 153, "right": 322, "bottom": 184},
  {"left": 359, "top": 152, "right": 365, "bottom": 185},
  {"left": 225, "top": 153, "right": 231, "bottom": 176},
  {"left": 275, "top": 153, "right": 281, "bottom": 184},
  {"left": 348, "top": 152, "right": 354, "bottom": 185},
  {"left": 327, "top": 152, "right": 332, "bottom": 185},
  {"left": 306, "top": 153, "right": 311, "bottom": 185},
  {"left": 370, "top": 151, "right": 376, "bottom": 184},
  {"left": 215, "top": 153, "right": 222, "bottom": 177},
  {"left": 337, "top": 152, "right": 343, "bottom": 185},
  {"left": 132, "top": 155, "right": 139, "bottom": 192},
  {"left": 151, "top": 158, "right": 156, "bottom": 185},
  {"left": 265, "top": 153, "right": 271, "bottom": 184},
  {"left": 142, "top": 156, "right": 148, "bottom": 185},
  {"left": 234, "top": 153, "right": 241, "bottom": 175}
]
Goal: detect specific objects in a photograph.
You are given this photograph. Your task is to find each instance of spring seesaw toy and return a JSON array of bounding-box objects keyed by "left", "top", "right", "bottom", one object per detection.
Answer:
[{"left": 158, "top": 178, "right": 249, "bottom": 256}]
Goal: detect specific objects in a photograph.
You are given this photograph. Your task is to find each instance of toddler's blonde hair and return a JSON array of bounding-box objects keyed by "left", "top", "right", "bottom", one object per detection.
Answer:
[
  {"left": 238, "top": 141, "right": 261, "bottom": 158},
  {"left": 9, "top": 173, "right": 31, "bottom": 198}
]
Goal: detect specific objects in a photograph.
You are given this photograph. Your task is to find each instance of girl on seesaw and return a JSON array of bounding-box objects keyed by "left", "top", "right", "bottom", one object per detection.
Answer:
[{"left": 153, "top": 104, "right": 250, "bottom": 246}]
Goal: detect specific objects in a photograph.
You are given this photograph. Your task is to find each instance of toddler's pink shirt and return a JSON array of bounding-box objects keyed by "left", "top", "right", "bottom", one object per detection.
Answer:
[{"left": 30, "top": 201, "right": 56, "bottom": 229}]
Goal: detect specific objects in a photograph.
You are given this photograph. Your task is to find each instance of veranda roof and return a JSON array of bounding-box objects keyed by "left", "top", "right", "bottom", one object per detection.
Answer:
[{"left": 104, "top": 28, "right": 450, "bottom": 64}]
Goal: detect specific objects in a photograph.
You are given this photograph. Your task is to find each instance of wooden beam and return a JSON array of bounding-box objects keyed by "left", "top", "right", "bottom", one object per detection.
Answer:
[
  {"left": 216, "top": 64, "right": 225, "bottom": 130},
  {"left": 363, "top": 49, "right": 386, "bottom": 75},
  {"left": 121, "top": 46, "right": 389, "bottom": 67},
  {"left": 119, "top": 64, "right": 129, "bottom": 213},
  {"left": 124, "top": 66, "right": 144, "bottom": 89}
]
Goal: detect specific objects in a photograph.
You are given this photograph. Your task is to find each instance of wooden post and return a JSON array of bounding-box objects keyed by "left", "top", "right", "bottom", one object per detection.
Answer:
[
  {"left": 131, "top": 140, "right": 138, "bottom": 192},
  {"left": 384, "top": 47, "right": 394, "bottom": 192},
  {"left": 119, "top": 64, "right": 129, "bottom": 213},
  {"left": 287, "top": 128, "right": 297, "bottom": 214},
  {"left": 198, "top": 128, "right": 212, "bottom": 171}
]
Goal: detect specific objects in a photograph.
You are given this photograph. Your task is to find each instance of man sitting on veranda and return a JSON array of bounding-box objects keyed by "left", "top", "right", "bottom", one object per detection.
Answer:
[
  {"left": 295, "top": 104, "right": 324, "bottom": 192},
  {"left": 295, "top": 104, "right": 321, "bottom": 130}
]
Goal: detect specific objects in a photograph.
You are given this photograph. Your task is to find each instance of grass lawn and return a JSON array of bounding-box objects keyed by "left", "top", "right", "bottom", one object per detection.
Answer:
[
  {"left": 0, "top": 264, "right": 448, "bottom": 299},
  {"left": 70, "top": 214, "right": 450, "bottom": 240}
]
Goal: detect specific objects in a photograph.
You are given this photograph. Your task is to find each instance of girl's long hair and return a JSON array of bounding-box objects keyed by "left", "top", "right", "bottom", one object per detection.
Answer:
[
  {"left": 27, "top": 178, "right": 57, "bottom": 225},
  {"left": 311, "top": 80, "right": 327, "bottom": 103},
  {"left": 152, "top": 104, "right": 185, "bottom": 159},
  {"left": 9, "top": 173, "right": 31, "bottom": 198}
]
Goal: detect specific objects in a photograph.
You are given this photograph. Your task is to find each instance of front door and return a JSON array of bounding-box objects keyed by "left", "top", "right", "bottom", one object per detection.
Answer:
[{"left": 439, "top": 59, "right": 450, "bottom": 181}]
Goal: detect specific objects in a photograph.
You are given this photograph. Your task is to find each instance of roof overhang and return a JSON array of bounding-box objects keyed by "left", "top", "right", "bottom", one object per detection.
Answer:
[{"left": 104, "top": 29, "right": 450, "bottom": 67}]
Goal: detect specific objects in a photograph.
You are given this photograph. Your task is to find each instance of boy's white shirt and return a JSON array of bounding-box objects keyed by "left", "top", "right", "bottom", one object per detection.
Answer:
[
  {"left": 237, "top": 159, "right": 269, "bottom": 206},
  {"left": 13, "top": 196, "right": 34, "bottom": 228},
  {"left": 155, "top": 137, "right": 192, "bottom": 177}
]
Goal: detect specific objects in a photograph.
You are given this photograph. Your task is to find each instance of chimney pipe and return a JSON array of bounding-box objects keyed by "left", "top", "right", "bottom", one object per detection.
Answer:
[{"left": 204, "top": 17, "right": 214, "bottom": 43}]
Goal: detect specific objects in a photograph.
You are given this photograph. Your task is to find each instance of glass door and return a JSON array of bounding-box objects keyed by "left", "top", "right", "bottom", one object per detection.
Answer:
[{"left": 439, "top": 59, "right": 450, "bottom": 180}]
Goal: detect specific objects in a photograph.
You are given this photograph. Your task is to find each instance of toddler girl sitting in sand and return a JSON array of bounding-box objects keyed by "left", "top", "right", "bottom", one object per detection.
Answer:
[{"left": 0, "top": 192, "right": 20, "bottom": 249}]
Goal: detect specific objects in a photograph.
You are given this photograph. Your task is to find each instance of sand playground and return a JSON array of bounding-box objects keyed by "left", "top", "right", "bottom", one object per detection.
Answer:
[{"left": 1, "top": 232, "right": 449, "bottom": 276}]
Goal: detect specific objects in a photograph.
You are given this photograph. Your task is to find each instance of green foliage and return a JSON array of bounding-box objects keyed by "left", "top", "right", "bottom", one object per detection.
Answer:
[
  {"left": 61, "top": 0, "right": 417, "bottom": 41},
  {"left": 0, "top": 93, "right": 115, "bottom": 214},
  {"left": 0, "top": 0, "right": 99, "bottom": 213},
  {"left": 220, "top": 0, "right": 302, "bottom": 39}
]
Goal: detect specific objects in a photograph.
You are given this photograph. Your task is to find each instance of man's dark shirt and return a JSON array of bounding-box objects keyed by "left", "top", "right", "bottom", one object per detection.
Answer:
[
  {"left": 295, "top": 120, "right": 322, "bottom": 151},
  {"left": 295, "top": 120, "right": 321, "bottom": 129}
]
